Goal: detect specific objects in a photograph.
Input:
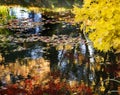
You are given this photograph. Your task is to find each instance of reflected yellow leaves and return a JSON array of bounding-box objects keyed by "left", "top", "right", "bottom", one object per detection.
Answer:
[
  {"left": 56, "top": 44, "right": 64, "bottom": 50},
  {"left": 100, "top": 77, "right": 105, "bottom": 92},
  {"left": 69, "top": 80, "right": 79, "bottom": 88},
  {"left": 27, "top": 58, "right": 50, "bottom": 83},
  {"left": 0, "top": 57, "right": 50, "bottom": 85},
  {"left": 0, "top": 53, "right": 4, "bottom": 63},
  {"left": 64, "top": 44, "right": 73, "bottom": 50},
  {"left": 56, "top": 44, "right": 73, "bottom": 51},
  {"left": 94, "top": 55, "right": 104, "bottom": 71}
]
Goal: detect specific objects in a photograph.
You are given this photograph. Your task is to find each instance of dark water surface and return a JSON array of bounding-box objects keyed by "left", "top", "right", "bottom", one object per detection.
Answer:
[{"left": 0, "top": 14, "right": 119, "bottom": 95}]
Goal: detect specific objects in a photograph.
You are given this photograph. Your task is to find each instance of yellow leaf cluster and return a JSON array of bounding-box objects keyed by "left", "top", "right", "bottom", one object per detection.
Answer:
[{"left": 73, "top": 0, "right": 120, "bottom": 52}]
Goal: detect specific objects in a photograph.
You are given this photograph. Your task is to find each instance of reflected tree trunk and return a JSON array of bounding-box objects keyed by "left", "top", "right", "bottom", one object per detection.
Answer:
[{"left": 82, "top": 23, "right": 96, "bottom": 85}]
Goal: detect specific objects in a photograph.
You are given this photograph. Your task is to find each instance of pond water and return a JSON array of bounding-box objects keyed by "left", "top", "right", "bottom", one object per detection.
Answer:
[
  {"left": 0, "top": 16, "right": 93, "bottom": 79},
  {"left": 0, "top": 12, "right": 105, "bottom": 95}
]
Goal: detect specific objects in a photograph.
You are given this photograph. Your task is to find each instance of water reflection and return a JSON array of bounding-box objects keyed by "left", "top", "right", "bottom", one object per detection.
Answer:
[
  {"left": 28, "top": 44, "right": 43, "bottom": 59},
  {"left": 79, "top": 40, "right": 86, "bottom": 56},
  {"left": 0, "top": 57, "right": 50, "bottom": 89},
  {"left": 9, "top": 7, "right": 29, "bottom": 19},
  {"left": 0, "top": 35, "right": 109, "bottom": 95},
  {"left": 58, "top": 49, "right": 87, "bottom": 82},
  {"left": 0, "top": 40, "right": 118, "bottom": 94},
  {"left": 1, "top": 42, "right": 45, "bottom": 62},
  {"left": 0, "top": 40, "right": 92, "bottom": 86},
  {"left": 9, "top": 7, "right": 42, "bottom": 34},
  {"left": 33, "top": 13, "right": 42, "bottom": 34},
  {"left": 57, "top": 38, "right": 95, "bottom": 84}
]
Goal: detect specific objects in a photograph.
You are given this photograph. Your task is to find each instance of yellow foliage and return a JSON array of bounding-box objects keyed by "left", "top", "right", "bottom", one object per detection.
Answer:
[
  {"left": 56, "top": 44, "right": 73, "bottom": 51},
  {"left": 64, "top": 44, "right": 73, "bottom": 50},
  {"left": 56, "top": 44, "right": 64, "bottom": 50},
  {"left": 73, "top": 0, "right": 120, "bottom": 52},
  {"left": 0, "top": 5, "right": 9, "bottom": 24}
]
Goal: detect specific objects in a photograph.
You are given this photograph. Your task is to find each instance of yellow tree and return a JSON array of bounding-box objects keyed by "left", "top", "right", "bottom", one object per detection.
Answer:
[{"left": 73, "top": 0, "right": 120, "bottom": 52}]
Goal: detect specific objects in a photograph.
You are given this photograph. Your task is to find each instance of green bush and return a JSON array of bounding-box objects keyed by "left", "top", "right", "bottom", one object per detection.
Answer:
[
  {"left": 0, "top": 5, "right": 9, "bottom": 25},
  {"left": 0, "top": 5, "right": 14, "bottom": 35}
]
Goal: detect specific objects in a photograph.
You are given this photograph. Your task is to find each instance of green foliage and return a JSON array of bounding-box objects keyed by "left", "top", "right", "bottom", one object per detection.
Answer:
[
  {"left": 0, "top": 28, "right": 12, "bottom": 35},
  {"left": 73, "top": 0, "right": 120, "bottom": 52},
  {"left": 0, "top": 5, "right": 9, "bottom": 25},
  {"left": 0, "top": 5, "right": 14, "bottom": 35}
]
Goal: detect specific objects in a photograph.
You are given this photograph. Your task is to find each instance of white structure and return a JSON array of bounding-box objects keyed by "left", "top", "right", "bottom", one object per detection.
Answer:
[{"left": 9, "top": 7, "right": 29, "bottom": 19}]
